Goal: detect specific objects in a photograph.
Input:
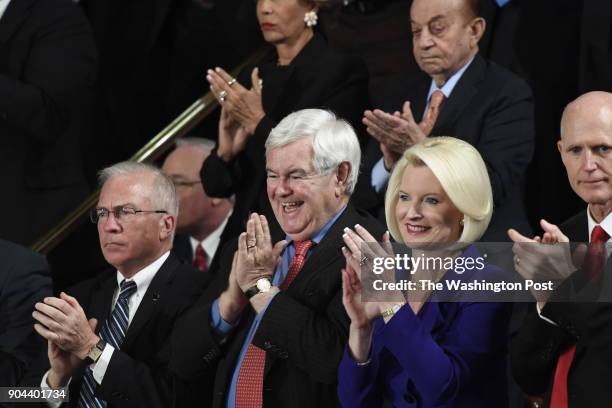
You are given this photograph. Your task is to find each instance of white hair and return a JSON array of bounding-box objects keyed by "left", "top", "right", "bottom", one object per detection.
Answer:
[
  {"left": 175, "top": 137, "right": 216, "bottom": 154},
  {"left": 385, "top": 137, "right": 493, "bottom": 246},
  {"left": 98, "top": 161, "right": 179, "bottom": 216},
  {"left": 265, "top": 109, "right": 361, "bottom": 194}
]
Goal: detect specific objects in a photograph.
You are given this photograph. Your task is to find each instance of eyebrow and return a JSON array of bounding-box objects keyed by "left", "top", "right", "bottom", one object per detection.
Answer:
[{"left": 410, "top": 14, "right": 446, "bottom": 25}]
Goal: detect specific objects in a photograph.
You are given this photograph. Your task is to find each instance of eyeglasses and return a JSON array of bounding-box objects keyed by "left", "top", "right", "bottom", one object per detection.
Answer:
[{"left": 90, "top": 205, "right": 168, "bottom": 224}]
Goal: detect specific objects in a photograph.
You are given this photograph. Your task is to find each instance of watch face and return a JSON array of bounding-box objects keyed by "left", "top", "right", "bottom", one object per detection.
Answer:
[{"left": 256, "top": 278, "right": 272, "bottom": 292}]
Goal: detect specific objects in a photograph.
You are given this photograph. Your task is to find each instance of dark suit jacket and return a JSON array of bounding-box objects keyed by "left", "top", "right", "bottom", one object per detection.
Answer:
[
  {"left": 55, "top": 253, "right": 208, "bottom": 408},
  {"left": 510, "top": 210, "right": 612, "bottom": 406},
  {"left": 338, "top": 246, "right": 512, "bottom": 408},
  {"left": 201, "top": 33, "right": 370, "bottom": 238},
  {"left": 0, "top": 240, "right": 51, "bottom": 386},
  {"left": 171, "top": 213, "right": 244, "bottom": 279},
  {"left": 366, "top": 54, "right": 535, "bottom": 240},
  {"left": 172, "top": 204, "right": 385, "bottom": 408},
  {"left": 0, "top": 0, "right": 96, "bottom": 246}
]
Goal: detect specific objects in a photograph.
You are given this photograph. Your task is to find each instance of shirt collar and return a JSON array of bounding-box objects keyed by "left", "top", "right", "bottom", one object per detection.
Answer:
[
  {"left": 586, "top": 206, "right": 612, "bottom": 242},
  {"left": 0, "top": 0, "right": 11, "bottom": 21},
  {"left": 190, "top": 210, "right": 232, "bottom": 260},
  {"left": 115, "top": 251, "right": 170, "bottom": 297},
  {"left": 426, "top": 56, "right": 475, "bottom": 101},
  {"left": 285, "top": 205, "right": 347, "bottom": 247}
]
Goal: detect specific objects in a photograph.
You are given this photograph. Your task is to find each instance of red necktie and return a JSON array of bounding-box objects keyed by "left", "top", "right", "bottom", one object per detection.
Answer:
[
  {"left": 550, "top": 226, "right": 609, "bottom": 407},
  {"left": 235, "top": 240, "right": 314, "bottom": 408},
  {"left": 193, "top": 244, "right": 208, "bottom": 272}
]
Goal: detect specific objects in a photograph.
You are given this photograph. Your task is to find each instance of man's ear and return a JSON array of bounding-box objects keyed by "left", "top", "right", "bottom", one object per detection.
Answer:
[
  {"left": 469, "top": 17, "right": 486, "bottom": 47},
  {"left": 335, "top": 162, "right": 352, "bottom": 196},
  {"left": 159, "top": 215, "right": 175, "bottom": 241}
]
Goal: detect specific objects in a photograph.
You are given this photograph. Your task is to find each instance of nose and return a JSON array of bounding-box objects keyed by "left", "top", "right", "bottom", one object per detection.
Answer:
[
  {"left": 415, "top": 29, "right": 434, "bottom": 50},
  {"left": 101, "top": 212, "right": 122, "bottom": 233},
  {"left": 399, "top": 200, "right": 422, "bottom": 221},
  {"left": 258, "top": 0, "right": 272, "bottom": 14},
  {"left": 582, "top": 150, "right": 598, "bottom": 172}
]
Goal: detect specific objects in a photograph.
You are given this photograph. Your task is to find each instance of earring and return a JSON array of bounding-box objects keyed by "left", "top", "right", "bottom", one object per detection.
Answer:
[
  {"left": 459, "top": 218, "right": 465, "bottom": 227},
  {"left": 304, "top": 10, "right": 318, "bottom": 27}
]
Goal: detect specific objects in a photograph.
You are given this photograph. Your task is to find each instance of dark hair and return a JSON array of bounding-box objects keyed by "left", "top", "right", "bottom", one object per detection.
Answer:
[{"left": 464, "top": 0, "right": 482, "bottom": 19}]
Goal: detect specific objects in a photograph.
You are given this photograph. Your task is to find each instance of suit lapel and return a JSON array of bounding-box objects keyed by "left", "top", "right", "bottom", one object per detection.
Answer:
[
  {"left": 122, "top": 255, "right": 179, "bottom": 350},
  {"left": 433, "top": 55, "right": 485, "bottom": 139},
  {"left": 0, "top": 0, "right": 36, "bottom": 45}
]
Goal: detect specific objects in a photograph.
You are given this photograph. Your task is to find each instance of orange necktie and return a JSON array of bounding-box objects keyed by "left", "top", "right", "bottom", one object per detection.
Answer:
[{"left": 234, "top": 240, "right": 314, "bottom": 408}]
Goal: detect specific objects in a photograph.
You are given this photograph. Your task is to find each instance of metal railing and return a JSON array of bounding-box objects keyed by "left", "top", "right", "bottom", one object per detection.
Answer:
[{"left": 31, "top": 49, "right": 268, "bottom": 254}]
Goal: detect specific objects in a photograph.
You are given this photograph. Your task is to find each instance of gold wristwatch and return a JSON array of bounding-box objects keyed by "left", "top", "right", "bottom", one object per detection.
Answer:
[
  {"left": 85, "top": 339, "right": 106, "bottom": 364},
  {"left": 381, "top": 303, "right": 405, "bottom": 318}
]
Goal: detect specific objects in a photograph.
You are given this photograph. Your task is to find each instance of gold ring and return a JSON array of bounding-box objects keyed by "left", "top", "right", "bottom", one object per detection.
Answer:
[{"left": 227, "top": 78, "right": 237, "bottom": 86}]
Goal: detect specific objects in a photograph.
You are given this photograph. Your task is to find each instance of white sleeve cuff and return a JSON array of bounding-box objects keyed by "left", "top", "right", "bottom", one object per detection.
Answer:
[
  {"left": 41, "top": 370, "right": 71, "bottom": 408},
  {"left": 536, "top": 303, "right": 558, "bottom": 326},
  {"left": 92, "top": 343, "right": 115, "bottom": 384}
]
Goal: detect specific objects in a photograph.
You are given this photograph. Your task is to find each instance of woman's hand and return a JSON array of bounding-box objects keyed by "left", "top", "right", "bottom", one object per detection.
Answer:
[
  {"left": 207, "top": 67, "right": 265, "bottom": 135},
  {"left": 217, "top": 106, "right": 249, "bottom": 162}
]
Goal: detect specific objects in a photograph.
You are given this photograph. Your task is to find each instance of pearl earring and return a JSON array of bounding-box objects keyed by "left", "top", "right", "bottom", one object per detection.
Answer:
[{"left": 304, "top": 10, "right": 318, "bottom": 27}]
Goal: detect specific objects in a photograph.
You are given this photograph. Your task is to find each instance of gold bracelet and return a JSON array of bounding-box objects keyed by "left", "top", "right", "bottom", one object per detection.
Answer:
[{"left": 381, "top": 303, "right": 405, "bottom": 318}]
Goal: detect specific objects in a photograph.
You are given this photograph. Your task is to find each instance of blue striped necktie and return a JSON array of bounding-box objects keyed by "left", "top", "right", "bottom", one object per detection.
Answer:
[{"left": 78, "top": 280, "right": 137, "bottom": 408}]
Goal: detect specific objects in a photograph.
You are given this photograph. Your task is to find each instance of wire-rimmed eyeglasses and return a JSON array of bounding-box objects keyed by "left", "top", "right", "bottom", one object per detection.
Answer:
[{"left": 90, "top": 205, "right": 168, "bottom": 224}]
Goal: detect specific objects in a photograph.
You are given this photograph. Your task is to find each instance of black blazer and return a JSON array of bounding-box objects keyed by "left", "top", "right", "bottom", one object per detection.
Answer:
[
  {"left": 0, "top": 0, "right": 96, "bottom": 245},
  {"left": 57, "top": 253, "right": 208, "bottom": 408},
  {"left": 366, "top": 54, "right": 535, "bottom": 240},
  {"left": 171, "top": 214, "right": 245, "bottom": 279},
  {"left": 0, "top": 240, "right": 51, "bottom": 386},
  {"left": 201, "top": 33, "right": 370, "bottom": 238},
  {"left": 510, "top": 210, "right": 612, "bottom": 406},
  {"left": 171, "top": 204, "right": 385, "bottom": 408}
]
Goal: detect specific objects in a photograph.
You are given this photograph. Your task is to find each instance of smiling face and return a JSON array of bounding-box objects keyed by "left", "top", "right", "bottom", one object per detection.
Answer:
[
  {"left": 256, "top": 0, "right": 315, "bottom": 46},
  {"left": 394, "top": 164, "right": 464, "bottom": 248},
  {"left": 410, "top": 0, "right": 483, "bottom": 85},
  {"left": 97, "top": 172, "right": 173, "bottom": 277},
  {"left": 266, "top": 137, "right": 349, "bottom": 241},
  {"left": 559, "top": 96, "right": 612, "bottom": 208}
]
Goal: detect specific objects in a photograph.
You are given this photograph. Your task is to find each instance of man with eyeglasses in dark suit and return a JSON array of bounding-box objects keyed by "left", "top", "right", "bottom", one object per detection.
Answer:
[{"left": 32, "top": 162, "right": 208, "bottom": 408}]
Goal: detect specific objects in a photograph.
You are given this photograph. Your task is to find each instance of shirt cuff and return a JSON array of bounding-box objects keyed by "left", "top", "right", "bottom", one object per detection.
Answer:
[
  {"left": 41, "top": 371, "right": 71, "bottom": 408},
  {"left": 211, "top": 298, "right": 240, "bottom": 336},
  {"left": 536, "top": 303, "right": 558, "bottom": 326},
  {"left": 371, "top": 158, "right": 390, "bottom": 193},
  {"left": 91, "top": 343, "right": 115, "bottom": 384}
]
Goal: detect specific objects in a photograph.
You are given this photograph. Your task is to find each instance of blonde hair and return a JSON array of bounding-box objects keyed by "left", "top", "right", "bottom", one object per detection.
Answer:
[{"left": 385, "top": 137, "right": 493, "bottom": 246}]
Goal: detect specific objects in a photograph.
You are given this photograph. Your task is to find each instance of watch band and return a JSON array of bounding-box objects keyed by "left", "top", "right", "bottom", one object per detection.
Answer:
[
  {"left": 381, "top": 303, "right": 405, "bottom": 319},
  {"left": 244, "top": 285, "right": 261, "bottom": 299}
]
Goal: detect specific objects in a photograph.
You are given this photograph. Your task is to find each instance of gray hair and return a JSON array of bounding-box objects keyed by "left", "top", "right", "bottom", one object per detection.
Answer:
[
  {"left": 98, "top": 161, "right": 179, "bottom": 216},
  {"left": 265, "top": 109, "right": 361, "bottom": 194},
  {"left": 175, "top": 137, "right": 216, "bottom": 154}
]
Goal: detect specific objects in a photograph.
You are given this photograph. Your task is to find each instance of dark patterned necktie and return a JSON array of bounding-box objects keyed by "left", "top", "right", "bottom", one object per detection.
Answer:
[
  {"left": 234, "top": 240, "right": 314, "bottom": 408},
  {"left": 78, "top": 280, "right": 137, "bottom": 408},
  {"left": 193, "top": 244, "right": 208, "bottom": 272}
]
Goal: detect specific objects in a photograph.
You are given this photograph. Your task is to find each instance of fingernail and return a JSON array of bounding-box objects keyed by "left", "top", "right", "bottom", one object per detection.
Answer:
[
  {"left": 355, "top": 224, "right": 361, "bottom": 229},
  {"left": 215, "top": 67, "right": 221, "bottom": 72},
  {"left": 342, "top": 233, "right": 348, "bottom": 239}
]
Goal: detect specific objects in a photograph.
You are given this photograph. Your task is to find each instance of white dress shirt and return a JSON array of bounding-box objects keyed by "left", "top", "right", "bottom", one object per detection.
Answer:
[
  {"left": 189, "top": 210, "right": 231, "bottom": 263},
  {"left": 0, "top": 0, "right": 12, "bottom": 21},
  {"left": 42, "top": 251, "right": 170, "bottom": 406}
]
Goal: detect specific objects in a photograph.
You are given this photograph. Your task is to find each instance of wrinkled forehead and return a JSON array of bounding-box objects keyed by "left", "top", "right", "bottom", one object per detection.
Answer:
[
  {"left": 265, "top": 139, "right": 315, "bottom": 173},
  {"left": 410, "top": 0, "right": 466, "bottom": 23},
  {"left": 98, "top": 173, "right": 155, "bottom": 207}
]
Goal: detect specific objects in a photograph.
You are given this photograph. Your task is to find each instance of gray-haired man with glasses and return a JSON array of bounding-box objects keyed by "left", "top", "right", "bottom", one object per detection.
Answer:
[{"left": 33, "top": 161, "right": 208, "bottom": 408}]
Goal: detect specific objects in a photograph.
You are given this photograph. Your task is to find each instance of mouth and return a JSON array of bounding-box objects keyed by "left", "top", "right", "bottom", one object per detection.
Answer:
[
  {"left": 260, "top": 23, "right": 275, "bottom": 30},
  {"left": 580, "top": 179, "right": 607, "bottom": 185},
  {"left": 405, "top": 224, "right": 431, "bottom": 234},
  {"left": 104, "top": 242, "right": 125, "bottom": 248},
  {"left": 280, "top": 201, "right": 304, "bottom": 214}
]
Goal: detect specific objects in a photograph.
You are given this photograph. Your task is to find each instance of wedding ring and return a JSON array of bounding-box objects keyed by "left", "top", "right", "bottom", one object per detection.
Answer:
[
  {"left": 514, "top": 255, "right": 520, "bottom": 264},
  {"left": 227, "top": 78, "right": 237, "bottom": 86},
  {"left": 219, "top": 90, "right": 228, "bottom": 102}
]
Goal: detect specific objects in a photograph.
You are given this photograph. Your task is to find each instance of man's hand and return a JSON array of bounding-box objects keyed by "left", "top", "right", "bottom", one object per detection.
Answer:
[
  {"left": 508, "top": 220, "right": 580, "bottom": 307},
  {"left": 33, "top": 292, "right": 99, "bottom": 360},
  {"left": 46, "top": 318, "right": 98, "bottom": 389},
  {"left": 218, "top": 252, "right": 249, "bottom": 323},
  {"left": 363, "top": 107, "right": 426, "bottom": 156},
  {"left": 217, "top": 106, "right": 250, "bottom": 162},
  {"left": 235, "top": 213, "right": 286, "bottom": 292}
]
